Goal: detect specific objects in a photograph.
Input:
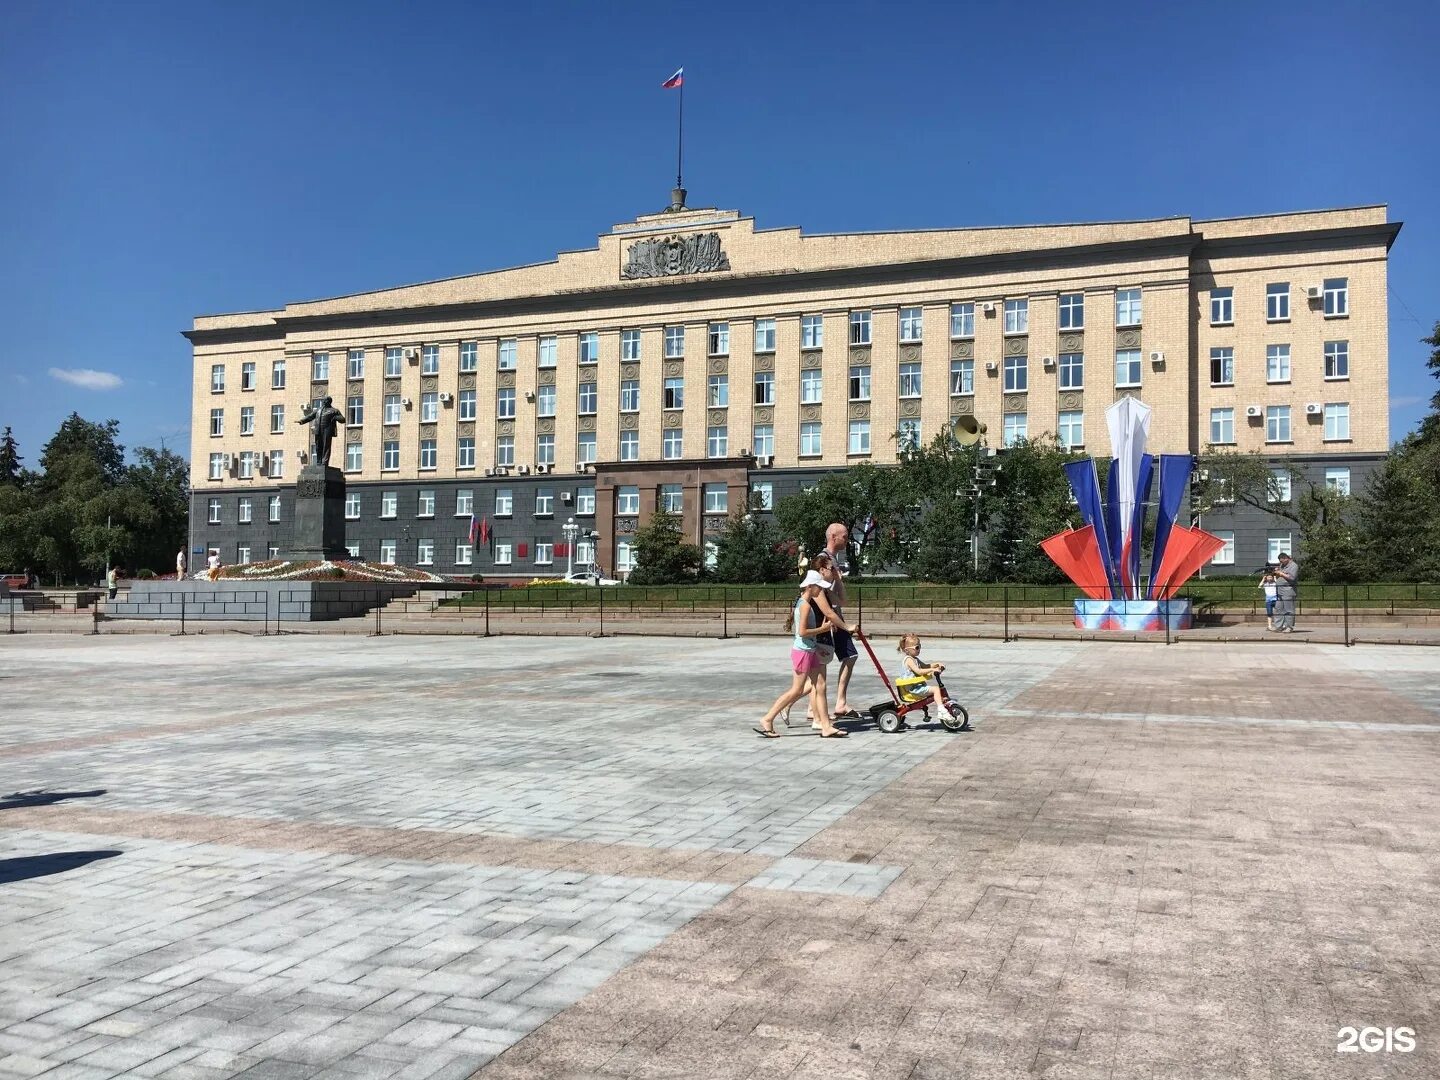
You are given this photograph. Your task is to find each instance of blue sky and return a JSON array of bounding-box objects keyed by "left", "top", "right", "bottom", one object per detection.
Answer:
[{"left": 1, "top": 0, "right": 1436, "bottom": 464}]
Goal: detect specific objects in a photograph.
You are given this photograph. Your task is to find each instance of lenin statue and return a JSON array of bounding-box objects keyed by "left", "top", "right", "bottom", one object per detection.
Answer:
[{"left": 298, "top": 397, "right": 347, "bottom": 467}]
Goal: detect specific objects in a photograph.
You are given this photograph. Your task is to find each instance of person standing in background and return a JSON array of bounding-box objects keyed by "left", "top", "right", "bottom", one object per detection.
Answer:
[
  {"left": 106, "top": 566, "right": 118, "bottom": 600},
  {"left": 1271, "top": 553, "right": 1299, "bottom": 632},
  {"left": 176, "top": 549, "right": 187, "bottom": 580}
]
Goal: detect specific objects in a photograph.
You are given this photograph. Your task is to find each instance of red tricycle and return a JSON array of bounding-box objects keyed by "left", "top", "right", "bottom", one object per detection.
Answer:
[{"left": 855, "top": 629, "right": 972, "bottom": 734}]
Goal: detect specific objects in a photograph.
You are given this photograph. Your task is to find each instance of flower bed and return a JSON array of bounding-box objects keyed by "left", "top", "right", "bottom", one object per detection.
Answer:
[{"left": 217, "top": 560, "right": 445, "bottom": 583}]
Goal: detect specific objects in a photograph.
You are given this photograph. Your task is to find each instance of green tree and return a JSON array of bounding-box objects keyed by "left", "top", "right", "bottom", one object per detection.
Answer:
[
  {"left": 710, "top": 505, "right": 793, "bottom": 584},
  {"left": 1354, "top": 451, "right": 1439, "bottom": 582},
  {"left": 772, "top": 462, "right": 907, "bottom": 575},
  {"left": 124, "top": 446, "right": 190, "bottom": 573},
  {"left": 1195, "top": 450, "right": 1304, "bottom": 522},
  {"left": 0, "top": 427, "right": 21, "bottom": 485},
  {"left": 1296, "top": 487, "right": 1364, "bottom": 583},
  {"left": 1418, "top": 321, "right": 1440, "bottom": 446},
  {"left": 626, "top": 509, "right": 703, "bottom": 585},
  {"left": 980, "top": 438, "right": 1082, "bottom": 583},
  {"left": 38, "top": 414, "right": 126, "bottom": 490}
]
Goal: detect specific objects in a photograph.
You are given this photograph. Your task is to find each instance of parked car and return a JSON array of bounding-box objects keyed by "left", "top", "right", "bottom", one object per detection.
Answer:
[
  {"left": 1, "top": 572, "right": 33, "bottom": 590},
  {"left": 562, "top": 568, "right": 620, "bottom": 586}
]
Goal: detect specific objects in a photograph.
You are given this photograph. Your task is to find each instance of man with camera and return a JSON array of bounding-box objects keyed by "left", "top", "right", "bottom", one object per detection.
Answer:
[{"left": 1271, "top": 552, "right": 1299, "bottom": 632}]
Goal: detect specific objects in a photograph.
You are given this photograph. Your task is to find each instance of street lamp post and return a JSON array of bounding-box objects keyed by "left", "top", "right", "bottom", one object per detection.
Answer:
[{"left": 562, "top": 517, "right": 578, "bottom": 579}]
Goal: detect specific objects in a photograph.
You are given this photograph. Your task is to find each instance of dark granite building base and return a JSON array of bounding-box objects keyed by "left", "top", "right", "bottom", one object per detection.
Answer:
[{"left": 107, "top": 580, "right": 422, "bottom": 622}]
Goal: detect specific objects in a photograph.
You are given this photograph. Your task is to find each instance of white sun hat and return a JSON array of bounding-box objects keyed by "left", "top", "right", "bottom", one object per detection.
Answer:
[{"left": 799, "top": 569, "right": 832, "bottom": 590}]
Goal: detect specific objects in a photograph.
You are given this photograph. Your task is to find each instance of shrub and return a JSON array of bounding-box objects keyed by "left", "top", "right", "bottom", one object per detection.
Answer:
[{"left": 136, "top": 568, "right": 155, "bottom": 580}]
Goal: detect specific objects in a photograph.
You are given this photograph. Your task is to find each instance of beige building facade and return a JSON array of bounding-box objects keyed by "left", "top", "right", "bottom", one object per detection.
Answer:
[{"left": 186, "top": 202, "right": 1398, "bottom": 576}]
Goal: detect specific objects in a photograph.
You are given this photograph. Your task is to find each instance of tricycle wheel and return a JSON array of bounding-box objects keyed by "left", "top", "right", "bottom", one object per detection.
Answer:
[
  {"left": 875, "top": 709, "right": 902, "bottom": 734},
  {"left": 940, "top": 705, "right": 970, "bottom": 732}
]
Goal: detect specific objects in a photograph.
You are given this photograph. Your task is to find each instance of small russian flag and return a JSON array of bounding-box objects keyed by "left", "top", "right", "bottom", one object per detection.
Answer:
[
  {"left": 661, "top": 67, "right": 683, "bottom": 89},
  {"left": 468, "top": 513, "right": 479, "bottom": 545}
]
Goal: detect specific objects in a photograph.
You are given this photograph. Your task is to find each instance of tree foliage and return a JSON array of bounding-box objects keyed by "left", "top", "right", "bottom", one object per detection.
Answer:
[
  {"left": 710, "top": 504, "right": 794, "bottom": 584},
  {"left": 625, "top": 509, "right": 703, "bottom": 585},
  {"left": 0, "top": 427, "right": 21, "bottom": 485},
  {"left": 772, "top": 462, "right": 907, "bottom": 575}
]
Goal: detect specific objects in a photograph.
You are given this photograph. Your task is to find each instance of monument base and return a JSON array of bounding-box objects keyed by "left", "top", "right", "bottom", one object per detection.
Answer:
[
  {"left": 1074, "top": 599, "right": 1193, "bottom": 631},
  {"left": 288, "top": 464, "right": 347, "bottom": 561},
  {"left": 108, "top": 579, "right": 422, "bottom": 622}
]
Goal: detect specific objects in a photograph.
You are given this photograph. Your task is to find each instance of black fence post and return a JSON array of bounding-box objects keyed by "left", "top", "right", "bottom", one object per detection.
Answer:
[
  {"left": 91, "top": 604, "right": 100, "bottom": 635},
  {"left": 7, "top": 595, "right": 15, "bottom": 634},
  {"left": 1003, "top": 586, "right": 1010, "bottom": 643},
  {"left": 484, "top": 587, "right": 491, "bottom": 638},
  {"left": 598, "top": 586, "right": 605, "bottom": 638},
  {"left": 722, "top": 587, "right": 728, "bottom": 639},
  {"left": 177, "top": 591, "right": 187, "bottom": 636},
  {"left": 371, "top": 603, "right": 382, "bottom": 637},
  {"left": 1163, "top": 596, "right": 1171, "bottom": 646},
  {"left": 1343, "top": 583, "right": 1350, "bottom": 647},
  {"left": 857, "top": 587, "right": 863, "bottom": 629},
  {"left": 263, "top": 589, "right": 270, "bottom": 637}
]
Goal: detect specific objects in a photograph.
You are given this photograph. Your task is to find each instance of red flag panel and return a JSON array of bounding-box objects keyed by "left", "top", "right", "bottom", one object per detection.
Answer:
[
  {"left": 1151, "top": 525, "right": 1227, "bottom": 599},
  {"left": 1039, "top": 525, "right": 1111, "bottom": 600}
]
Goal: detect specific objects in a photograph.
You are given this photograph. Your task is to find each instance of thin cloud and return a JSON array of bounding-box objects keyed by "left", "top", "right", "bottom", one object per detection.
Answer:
[
  {"left": 48, "top": 367, "right": 123, "bottom": 391},
  {"left": 1389, "top": 395, "right": 1423, "bottom": 409}
]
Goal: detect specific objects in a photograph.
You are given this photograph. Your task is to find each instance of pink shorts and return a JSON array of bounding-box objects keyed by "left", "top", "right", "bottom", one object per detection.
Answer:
[{"left": 791, "top": 648, "right": 822, "bottom": 675}]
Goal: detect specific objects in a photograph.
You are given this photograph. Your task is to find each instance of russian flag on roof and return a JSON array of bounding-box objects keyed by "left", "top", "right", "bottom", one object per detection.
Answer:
[{"left": 661, "top": 67, "right": 683, "bottom": 89}]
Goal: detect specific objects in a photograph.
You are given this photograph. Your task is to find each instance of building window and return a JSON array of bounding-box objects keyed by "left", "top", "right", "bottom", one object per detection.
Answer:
[
  {"left": 1211, "top": 532, "right": 1235, "bottom": 565},
  {"left": 662, "top": 429, "right": 683, "bottom": 459},
  {"left": 207, "top": 498, "right": 221, "bottom": 524},
  {"left": 382, "top": 441, "right": 399, "bottom": 470},
  {"left": 239, "top": 406, "right": 255, "bottom": 436},
  {"left": 209, "top": 408, "right": 224, "bottom": 437},
  {"left": 754, "top": 318, "right": 777, "bottom": 353},
  {"left": 620, "top": 431, "right": 639, "bottom": 461},
  {"left": 1058, "top": 352, "right": 1083, "bottom": 390},
  {"left": 1268, "top": 468, "right": 1292, "bottom": 505},
  {"left": 659, "top": 484, "right": 683, "bottom": 514},
  {"left": 210, "top": 364, "right": 225, "bottom": 392},
  {"left": 1210, "top": 287, "right": 1233, "bottom": 325},
  {"left": 536, "top": 385, "right": 556, "bottom": 418},
  {"left": 457, "top": 389, "right": 476, "bottom": 421},
  {"left": 1324, "top": 402, "right": 1351, "bottom": 441},
  {"left": 849, "top": 310, "right": 871, "bottom": 346},
  {"left": 753, "top": 424, "right": 774, "bottom": 457},
  {"left": 347, "top": 395, "right": 364, "bottom": 427},
  {"left": 312, "top": 353, "right": 329, "bottom": 381},
  {"left": 1003, "top": 299, "right": 1029, "bottom": 334},
  {"left": 498, "top": 339, "right": 517, "bottom": 370},
  {"left": 1209, "top": 408, "right": 1235, "bottom": 444},
  {"left": 616, "top": 541, "right": 634, "bottom": 574},
  {"left": 1002, "top": 356, "right": 1027, "bottom": 393},
  {"left": 456, "top": 488, "right": 473, "bottom": 515},
  {"left": 799, "top": 421, "right": 822, "bottom": 457},
  {"left": 537, "top": 336, "right": 557, "bottom": 369},
  {"left": 1265, "top": 405, "right": 1291, "bottom": 443},
  {"left": 801, "top": 314, "right": 824, "bottom": 349},
  {"left": 418, "top": 489, "right": 435, "bottom": 517},
  {"left": 707, "top": 426, "right": 728, "bottom": 457},
  {"left": 1323, "top": 277, "right": 1348, "bottom": 317},
  {"left": 1115, "top": 349, "right": 1142, "bottom": 388},
  {"left": 621, "top": 329, "right": 641, "bottom": 361},
  {"left": 343, "top": 542, "right": 360, "bottom": 558},
  {"left": 497, "top": 387, "right": 516, "bottom": 419},
  {"left": 611, "top": 378, "right": 636, "bottom": 413},
  {"left": 1210, "top": 348, "right": 1234, "bottom": 386},
  {"left": 344, "top": 443, "right": 363, "bottom": 472},
  {"left": 754, "top": 371, "right": 774, "bottom": 405},
  {"left": 238, "top": 497, "right": 252, "bottom": 524},
  {"left": 950, "top": 359, "right": 974, "bottom": 395},
  {"left": 899, "top": 362, "right": 923, "bottom": 397},
  {"left": 455, "top": 541, "right": 472, "bottom": 565},
  {"left": 379, "top": 491, "right": 397, "bottom": 518},
  {"left": 383, "top": 395, "right": 401, "bottom": 425},
  {"left": 384, "top": 347, "right": 402, "bottom": 377},
  {"left": 413, "top": 538, "right": 433, "bottom": 566},
  {"left": 1003, "top": 412, "right": 1028, "bottom": 446},
  {"left": 1325, "top": 467, "right": 1351, "bottom": 496},
  {"left": 378, "top": 539, "right": 396, "bottom": 565},
  {"left": 579, "top": 331, "right": 599, "bottom": 364},
  {"left": 236, "top": 544, "right": 251, "bottom": 566},
  {"left": 663, "top": 377, "right": 684, "bottom": 409},
  {"left": 899, "top": 306, "right": 923, "bottom": 342},
  {"left": 1266, "top": 344, "right": 1291, "bottom": 383},
  {"left": 703, "top": 483, "right": 728, "bottom": 513},
  {"left": 707, "top": 373, "right": 729, "bottom": 407},
  {"left": 578, "top": 382, "right": 598, "bottom": 415},
  {"left": 535, "top": 488, "right": 554, "bottom": 516},
  {"left": 1267, "top": 534, "right": 1292, "bottom": 565},
  {"left": 708, "top": 322, "right": 729, "bottom": 356},
  {"left": 533, "top": 542, "right": 553, "bottom": 566},
  {"left": 1058, "top": 410, "right": 1084, "bottom": 449},
  {"left": 269, "top": 450, "right": 283, "bottom": 479},
  {"left": 344, "top": 349, "right": 363, "bottom": 380},
  {"left": 749, "top": 481, "right": 773, "bottom": 512},
  {"left": 1325, "top": 340, "right": 1349, "bottom": 380},
  {"left": 617, "top": 485, "right": 640, "bottom": 515},
  {"left": 271, "top": 359, "right": 286, "bottom": 389},
  {"left": 576, "top": 486, "right": 595, "bottom": 515},
  {"left": 494, "top": 488, "right": 513, "bottom": 516},
  {"left": 419, "top": 439, "right": 437, "bottom": 469},
  {"left": 420, "top": 392, "right": 439, "bottom": 422},
  {"left": 800, "top": 368, "right": 823, "bottom": 404},
  {"left": 950, "top": 302, "right": 975, "bottom": 339},
  {"left": 457, "top": 437, "right": 475, "bottom": 469},
  {"left": 1115, "top": 288, "right": 1142, "bottom": 327},
  {"left": 536, "top": 434, "right": 555, "bottom": 466},
  {"left": 237, "top": 452, "right": 255, "bottom": 479},
  {"left": 848, "top": 419, "right": 871, "bottom": 455},
  {"left": 849, "top": 365, "right": 871, "bottom": 401},
  {"left": 345, "top": 493, "right": 361, "bottom": 519},
  {"left": 897, "top": 420, "right": 921, "bottom": 452},
  {"left": 1265, "top": 283, "right": 1290, "bottom": 322},
  {"left": 1058, "top": 293, "right": 1084, "bottom": 330},
  {"left": 459, "top": 341, "right": 477, "bottom": 372},
  {"left": 267, "top": 495, "right": 281, "bottom": 523},
  {"left": 577, "top": 432, "right": 597, "bottom": 464},
  {"left": 208, "top": 453, "right": 224, "bottom": 480},
  {"left": 421, "top": 344, "right": 439, "bottom": 375},
  {"left": 496, "top": 436, "right": 514, "bottom": 466},
  {"left": 664, "top": 325, "right": 685, "bottom": 359},
  {"left": 239, "top": 361, "right": 256, "bottom": 391}
]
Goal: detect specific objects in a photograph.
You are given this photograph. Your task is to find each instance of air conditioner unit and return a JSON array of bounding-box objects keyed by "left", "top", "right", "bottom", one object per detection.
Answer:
[
  {"left": 1305, "top": 285, "right": 1323, "bottom": 300},
  {"left": 524, "top": 390, "right": 536, "bottom": 402},
  {"left": 259, "top": 453, "right": 269, "bottom": 470},
  {"left": 517, "top": 465, "right": 531, "bottom": 475},
  {"left": 985, "top": 361, "right": 999, "bottom": 373},
  {"left": 1246, "top": 405, "right": 1263, "bottom": 418},
  {"left": 484, "top": 468, "right": 495, "bottom": 477},
  {"left": 1306, "top": 402, "right": 1323, "bottom": 415},
  {"left": 222, "top": 454, "right": 234, "bottom": 467},
  {"left": 1042, "top": 356, "right": 1056, "bottom": 369},
  {"left": 982, "top": 302, "right": 996, "bottom": 314},
  {"left": 401, "top": 397, "right": 412, "bottom": 408},
  {"left": 404, "top": 348, "right": 419, "bottom": 362},
  {"left": 438, "top": 392, "right": 453, "bottom": 404},
  {"left": 538, "top": 463, "right": 552, "bottom": 474},
  {"left": 1150, "top": 350, "right": 1165, "bottom": 365},
  {"left": 560, "top": 491, "right": 573, "bottom": 504},
  {"left": 757, "top": 455, "right": 773, "bottom": 468}
]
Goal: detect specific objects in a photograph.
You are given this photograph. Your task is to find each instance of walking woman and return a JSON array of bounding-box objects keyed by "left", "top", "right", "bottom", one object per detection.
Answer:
[{"left": 753, "top": 556, "right": 851, "bottom": 739}]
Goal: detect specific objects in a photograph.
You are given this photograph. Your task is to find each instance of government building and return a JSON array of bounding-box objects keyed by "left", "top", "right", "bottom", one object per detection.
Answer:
[{"left": 186, "top": 199, "right": 1398, "bottom": 577}]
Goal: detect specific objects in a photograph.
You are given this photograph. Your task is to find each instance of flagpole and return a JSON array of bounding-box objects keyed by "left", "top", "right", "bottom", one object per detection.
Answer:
[{"left": 676, "top": 78, "right": 684, "bottom": 192}]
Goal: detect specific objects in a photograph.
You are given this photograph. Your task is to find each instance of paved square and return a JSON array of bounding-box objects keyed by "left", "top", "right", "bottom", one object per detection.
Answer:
[{"left": 1, "top": 634, "right": 1437, "bottom": 1079}]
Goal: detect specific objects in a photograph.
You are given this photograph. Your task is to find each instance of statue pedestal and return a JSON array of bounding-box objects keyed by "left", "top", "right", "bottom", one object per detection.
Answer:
[{"left": 288, "top": 465, "right": 348, "bottom": 561}]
